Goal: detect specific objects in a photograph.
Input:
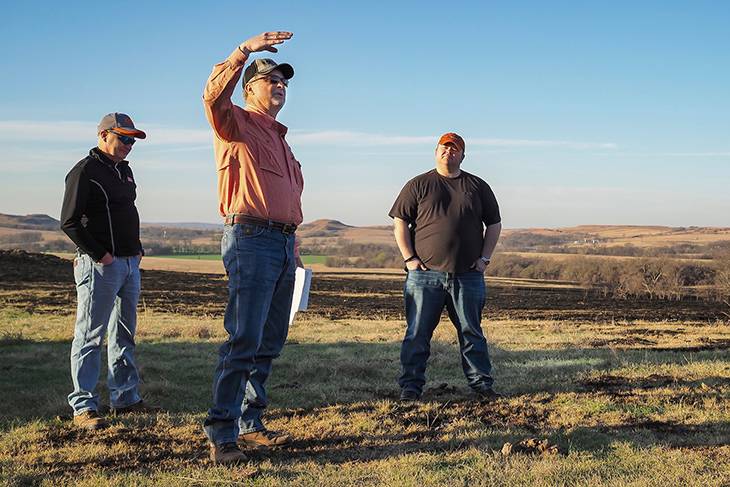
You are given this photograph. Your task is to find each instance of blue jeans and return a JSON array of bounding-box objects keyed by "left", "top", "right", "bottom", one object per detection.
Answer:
[
  {"left": 68, "top": 253, "right": 142, "bottom": 414},
  {"left": 204, "top": 223, "right": 296, "bottom": 446},
  {"left": 399, "top": 269, "right": 493, "bottom": 395}
]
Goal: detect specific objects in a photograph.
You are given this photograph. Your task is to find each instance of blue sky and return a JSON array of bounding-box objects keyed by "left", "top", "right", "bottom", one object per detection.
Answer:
[{"left": 1, "top": 1, "right": 728, "bottom": 227}]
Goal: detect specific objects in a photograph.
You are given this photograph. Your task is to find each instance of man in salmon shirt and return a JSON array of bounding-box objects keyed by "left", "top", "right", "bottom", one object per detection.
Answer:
[{"left": 201, "top": 30, "right": 304, "bottom": 464}]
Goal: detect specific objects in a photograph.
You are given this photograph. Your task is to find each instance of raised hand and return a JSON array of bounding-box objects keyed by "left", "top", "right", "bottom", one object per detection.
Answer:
[{"left": 241, "top": 31, "right": 293, "bottom": 54}]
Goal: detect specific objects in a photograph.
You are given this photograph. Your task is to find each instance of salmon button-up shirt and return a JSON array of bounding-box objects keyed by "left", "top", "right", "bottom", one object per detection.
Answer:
[{"left": 203, "top": 47, "right": 304, "bottom": 226}]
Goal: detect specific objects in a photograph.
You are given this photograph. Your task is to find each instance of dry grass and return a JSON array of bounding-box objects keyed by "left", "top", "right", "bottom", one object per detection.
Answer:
[{"left": 1, "top": 304, "right": 729, "bottom": 486}]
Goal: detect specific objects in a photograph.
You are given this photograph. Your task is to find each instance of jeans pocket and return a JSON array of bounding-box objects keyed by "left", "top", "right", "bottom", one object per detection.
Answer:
[{"left": 236, "top": 223, "right": 267, "bottom": 240}]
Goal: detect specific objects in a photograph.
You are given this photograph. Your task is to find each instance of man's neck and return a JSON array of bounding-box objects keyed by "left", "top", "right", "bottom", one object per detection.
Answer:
[
  {"left": 435, "top": 165, "right": 461, "bottom": 178},
  {"left": 246, "top": 100, "right": 281, "bottom": 119}
]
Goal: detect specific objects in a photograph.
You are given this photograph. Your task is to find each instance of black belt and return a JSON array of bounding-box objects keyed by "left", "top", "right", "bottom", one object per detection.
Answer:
[{"left": 224, "top": 214, "right": 297, "bottom": 235}]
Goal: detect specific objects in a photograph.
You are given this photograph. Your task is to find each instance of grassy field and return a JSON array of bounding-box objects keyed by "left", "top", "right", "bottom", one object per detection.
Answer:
[
  {"left": 0, "top": 253, "right": 729, "bottom": 485},
  {"left": 153, "top": 254, "right": 329, "bottom": 265},
  {"left": 1, "top": 312, "right": 729, "bottom": 484}
]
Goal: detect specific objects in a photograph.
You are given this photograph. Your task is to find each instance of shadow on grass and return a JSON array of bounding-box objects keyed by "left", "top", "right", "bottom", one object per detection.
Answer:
[
  {"left": 2, "top": 338, "right": 727, "bottom": 416},
  {"left": 1, "top": 337, "right": 728, "bottom": 479}
]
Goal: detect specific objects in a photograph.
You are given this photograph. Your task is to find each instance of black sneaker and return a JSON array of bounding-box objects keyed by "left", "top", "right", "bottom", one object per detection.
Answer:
[
  {"left": 399, "top": 389, "right": 421, "bottom": 402},
  {"left": 475, "top": 388, "right": 502, "bottom": 402}
]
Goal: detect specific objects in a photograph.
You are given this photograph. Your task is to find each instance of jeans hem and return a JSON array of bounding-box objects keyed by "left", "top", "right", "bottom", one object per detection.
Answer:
[
  {"left": 212, "top": 437, "right": 238, "bottom": 446},
  {"left": 111, "top": 397, "right": 142, "bottom": 409},
  {"left": 239, "top": 425, "right": 266, "bottom": 435},
  {"left": 73, "top": 406, "right": 97, "bottom": 416}
]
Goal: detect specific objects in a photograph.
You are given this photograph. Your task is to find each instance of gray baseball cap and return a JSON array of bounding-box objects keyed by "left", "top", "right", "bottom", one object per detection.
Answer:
[
  {"left": 97, "top": 112, "right": 146, "bottom": 139},
  {"left": 243, "top": 58, "right": 295, "bottom": 86}
]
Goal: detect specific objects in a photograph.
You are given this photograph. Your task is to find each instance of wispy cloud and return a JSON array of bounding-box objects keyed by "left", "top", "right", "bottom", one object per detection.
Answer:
[
  {"left": 632, "top": 152, "right": 730, "bottom": 158},
  {"left": 0, "top": 121, "right": 212, "bottom": 146},
  {"left": 0, "top": 121, "right": 617, "bottom": 151},
  {"left": 288, "top": 130, "right": 617, "bottom": 150}
]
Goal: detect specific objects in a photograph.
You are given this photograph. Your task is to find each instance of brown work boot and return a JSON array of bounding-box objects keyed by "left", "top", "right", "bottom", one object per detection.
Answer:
[
  {"left": 73, "top": 410, "right": 108, "bottom": 430},
  {"left": 209, "top": 442, "right": 247, "bottom": 465},
  {"left": 111, "top": 400, "right": 162, "bottom": 416},
  {"left": 475, "top": 388, "right": 503, "bottom": 402},
  {"left": 239, "top": 429, "right": 292, "bottom": 448}
]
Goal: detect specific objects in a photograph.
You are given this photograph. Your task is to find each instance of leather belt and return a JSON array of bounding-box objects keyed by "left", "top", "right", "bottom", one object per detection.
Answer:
[{"left": 224, "top": 214, "right": 297, "bottom": 235}]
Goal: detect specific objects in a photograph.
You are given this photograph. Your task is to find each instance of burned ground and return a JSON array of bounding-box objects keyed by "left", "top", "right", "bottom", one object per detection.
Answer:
[{"left": 0, "top": 250, "right": 726, "bottom": 322}]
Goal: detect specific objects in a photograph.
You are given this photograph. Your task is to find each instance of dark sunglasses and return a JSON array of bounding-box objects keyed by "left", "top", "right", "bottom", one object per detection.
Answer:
[
  {"left": 256, "top": 75, "right": 289, "bottom": 87},
  {"left": 109, "top": 131, "right": 136, "bottom": 146}
]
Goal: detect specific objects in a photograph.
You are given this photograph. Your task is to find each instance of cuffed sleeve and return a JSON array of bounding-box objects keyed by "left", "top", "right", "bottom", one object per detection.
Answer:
[{"left": 202, "top": 46, "right": 250, "bottom": 142}]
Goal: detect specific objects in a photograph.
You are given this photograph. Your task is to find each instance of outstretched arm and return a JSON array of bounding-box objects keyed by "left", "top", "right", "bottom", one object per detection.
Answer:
[{"left": 202, "top": 31, "right": 293, "bottom": 141}]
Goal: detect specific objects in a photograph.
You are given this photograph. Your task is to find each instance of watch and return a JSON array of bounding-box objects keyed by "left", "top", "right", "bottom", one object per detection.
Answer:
[{"left": 479, "top": 256, "right": 491, "bottom": 265}]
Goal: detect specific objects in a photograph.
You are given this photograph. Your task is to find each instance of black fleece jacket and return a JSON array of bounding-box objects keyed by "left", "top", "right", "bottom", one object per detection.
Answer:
[{"left": 60, "top": 148, "right": 143, "bottom": 261}]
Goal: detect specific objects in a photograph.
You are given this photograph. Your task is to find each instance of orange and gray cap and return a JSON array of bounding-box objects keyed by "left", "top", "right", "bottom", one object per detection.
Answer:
[
  {"left": 97, "top": 112, "right": 146, "bottom": 139},
  {"left": 438, "top": 132, "right": 465, "bottom": 152},
  {"left": 243, "top": 58, "right": 295, "bottom": 86}
]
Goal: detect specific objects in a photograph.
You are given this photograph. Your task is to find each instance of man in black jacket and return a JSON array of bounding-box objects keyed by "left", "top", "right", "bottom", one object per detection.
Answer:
[{"left": 60, "top": 112, "right": 149, "bottom": 430}]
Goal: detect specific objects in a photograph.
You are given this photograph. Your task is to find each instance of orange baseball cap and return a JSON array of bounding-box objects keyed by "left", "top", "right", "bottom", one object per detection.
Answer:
[{"left": 437, "top": 132, "right": 465, "bottom": 152}]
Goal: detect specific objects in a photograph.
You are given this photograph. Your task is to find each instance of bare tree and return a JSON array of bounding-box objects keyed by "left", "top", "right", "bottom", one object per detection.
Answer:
[{"left": 715, "top": 252, "right": 730, "bottom": 319}]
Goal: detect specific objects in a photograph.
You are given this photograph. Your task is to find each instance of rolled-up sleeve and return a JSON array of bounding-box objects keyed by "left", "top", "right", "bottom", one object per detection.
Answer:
[{"left": 202, "top": 47, "right": 250, "bottom": 142}]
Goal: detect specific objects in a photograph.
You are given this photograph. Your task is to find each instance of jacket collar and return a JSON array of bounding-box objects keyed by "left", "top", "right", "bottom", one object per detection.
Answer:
[{"left": 90, "top": 147, "right": 128, "bottom": 167}]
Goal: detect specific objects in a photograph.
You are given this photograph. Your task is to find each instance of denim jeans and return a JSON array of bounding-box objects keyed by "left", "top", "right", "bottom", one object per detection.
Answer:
[
  {"left": 204, "top": 223, "right": 296, "bottom": 446},
  {"left": 68, "top": 253, "right": 142, "bottom": 414},
  {"left": 399, "top": 269, "right": 493, "bottom": 395}
]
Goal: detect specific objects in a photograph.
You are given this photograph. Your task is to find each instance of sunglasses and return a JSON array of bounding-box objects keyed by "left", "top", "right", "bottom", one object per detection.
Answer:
[
  {"left": 254, "top": 75, "right": 289, "bottom": 87},
  {"left": 109, "top": 131, "right": 136, "bottom": 146}
]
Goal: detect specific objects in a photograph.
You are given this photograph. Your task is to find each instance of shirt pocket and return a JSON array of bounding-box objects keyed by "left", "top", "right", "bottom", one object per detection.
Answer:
[
  {"left": 257, "top": 143, "right": 285, "bottom": 177},
  {"left": 291, "top": 156, "right": 304, "bottom": 192}
]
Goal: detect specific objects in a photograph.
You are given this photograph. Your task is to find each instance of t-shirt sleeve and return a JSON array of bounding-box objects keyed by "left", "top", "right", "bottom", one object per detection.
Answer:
[
  {"left": 481, "top": 182, "right": 501, "bottom": 225},
  {"left": 388, "top": 179, "right": 418, "bottom": 223}
]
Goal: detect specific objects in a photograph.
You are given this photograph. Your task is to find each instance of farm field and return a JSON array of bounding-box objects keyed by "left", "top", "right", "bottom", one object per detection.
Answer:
[
  {"left": 0, "top": 251, "right": 728, "bottom": 486},
  {"left": 152, "top": 254, "right": 329, "bottom": 265}
]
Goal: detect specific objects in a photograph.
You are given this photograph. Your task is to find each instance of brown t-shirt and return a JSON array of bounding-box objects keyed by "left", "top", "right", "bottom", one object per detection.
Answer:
[{"left": 389, "top": 169, "right": 501, "bottom": 273}]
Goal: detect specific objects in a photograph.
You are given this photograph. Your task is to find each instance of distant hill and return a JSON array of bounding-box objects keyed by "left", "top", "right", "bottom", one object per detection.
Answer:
[
  {"left": 298, "top": 219, "right": 353, "bottom": 237},
  {"left": 0, "top": 213, "right": 60, "bottom": 230},
  {"left": 141, "top": 222, "right": 222, "bottom": 231},
  {"left": 505, "top": 225, "right": 730, "bottom": 247},
  {"left": 1, "top": 212, "right": 729, "bottom": 251}
]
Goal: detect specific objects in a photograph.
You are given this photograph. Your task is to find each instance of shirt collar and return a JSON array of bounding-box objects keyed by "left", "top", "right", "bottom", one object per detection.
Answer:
[{"left": 245, "top": 106, "right": 288, "bottom": 136}]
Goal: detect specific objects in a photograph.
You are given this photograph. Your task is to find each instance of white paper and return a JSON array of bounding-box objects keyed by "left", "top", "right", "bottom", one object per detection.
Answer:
[{"left": 289, "top": 267, "right": 313, "bottom": 325}]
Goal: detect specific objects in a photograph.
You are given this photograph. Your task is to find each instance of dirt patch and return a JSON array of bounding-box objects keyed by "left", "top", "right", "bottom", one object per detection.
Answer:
[
  {"left": 501, "top": 437, "right": 561, "bottom": 456},
  {"left": 589, "top": 337, "right": 658, "bottom": 347},
  {"left": 26, "top": 422, "right": 208, "bottom": 477},
  {"left": 580, "top": 374, "right": 676, "bottom": 392},
  {"left": 653, "top": 338, "right": 730, "bottom": 352},
  {"left": 0, "top": 249, "right": 70, "bottom": 282}
]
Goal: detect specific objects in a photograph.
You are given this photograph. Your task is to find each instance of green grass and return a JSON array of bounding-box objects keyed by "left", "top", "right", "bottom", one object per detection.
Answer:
[
  {"left": 300, "top": 254, "right": 328, "bottom": 265},
  {"left": 153, "top": 254, "right": 221, "bottom": 260},
  {"left": 0, "top": 307, "right": 728, "bottom": 486},
  {"left": 153, "top": 254, "right": 329, "bottom": 265}
]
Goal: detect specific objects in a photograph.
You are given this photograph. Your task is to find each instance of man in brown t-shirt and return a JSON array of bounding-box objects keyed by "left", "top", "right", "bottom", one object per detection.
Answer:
[{"left": 389, "top": 132, "right": 502, "bottom": 401}]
